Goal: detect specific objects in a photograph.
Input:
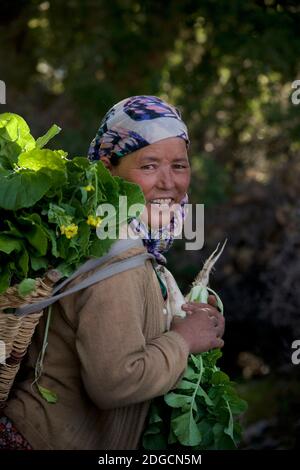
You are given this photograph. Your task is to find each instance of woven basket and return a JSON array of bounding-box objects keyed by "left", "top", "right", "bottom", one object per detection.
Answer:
[{"left": 0, "top": 270, "right": 61, "bottom": 407}]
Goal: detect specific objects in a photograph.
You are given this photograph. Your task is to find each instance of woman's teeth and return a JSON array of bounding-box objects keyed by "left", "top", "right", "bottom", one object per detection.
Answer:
[{"left": 150, "top": 198, "right": 173, "bottom": 206}]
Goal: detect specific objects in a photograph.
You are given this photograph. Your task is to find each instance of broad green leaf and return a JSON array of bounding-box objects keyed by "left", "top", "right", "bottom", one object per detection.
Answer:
[
  {"left": 36, "top": 124, "right": 61, "bottom": 149},
  {"left": 0, "top": 113, "right": 36, "bottom": 153},
  {"left": 0, "top": 171, "right": 52, "bottom": 210},
  {"left": 177, "top": 379, "right": 198, "bottom": 391},
  {"left": 18, "top": 278, "right": 36, "bottom": 297},
  {"left": 190, "top": 354, "right": 202, "bottom": 372},
  {"left": 47, "top": 203, "right": 74, "bottom": 226},
  {"left": 196, "top": 385, "right": 214, "bottom": 406},
  {"left": 0, "top": 235, "right": 23, "bottom": 254},
  {"left": 164, "top": 392, "right": 193, "bottom": 409},
  {"left": 37, "top": 385, "right": 58, "bottom": 404},
  {"left": 18, "top": 149, "right": 67, "bottom": 172},
  {"left": 171, "top": 411, "right": 202, "bottom": 446},
  {"left": 184, "top": 364, "right": 200, "bottom": 381}
]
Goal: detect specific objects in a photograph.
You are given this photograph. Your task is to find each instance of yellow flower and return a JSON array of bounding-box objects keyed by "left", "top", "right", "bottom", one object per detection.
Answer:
[
  {"left": 83, "top": 184, "right": 95, "bottom": 192},
  {"left": 86, "top": 215, "right": 103, "bottom": 228},
  {"left": 60, "top": 223, "right": 78, "bottom": 239}
]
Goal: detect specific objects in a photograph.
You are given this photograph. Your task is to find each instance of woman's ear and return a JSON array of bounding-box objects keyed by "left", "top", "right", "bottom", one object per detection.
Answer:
[{"left": 100, "top": 156, "right": 113, "bottom": 171}]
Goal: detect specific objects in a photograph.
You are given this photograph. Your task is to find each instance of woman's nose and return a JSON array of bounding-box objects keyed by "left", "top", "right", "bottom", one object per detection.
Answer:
[{"left": 156, "top": 167, "right": 175, "bottom": 189}]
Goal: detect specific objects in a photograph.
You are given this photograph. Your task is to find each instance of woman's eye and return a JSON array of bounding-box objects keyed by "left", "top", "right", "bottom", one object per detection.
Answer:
[
  {"left": 173, "top": 164, "right": 188, "bottom": 169},
  {"left": 141, "top": 164, "right": 156, "bottom": 170}
]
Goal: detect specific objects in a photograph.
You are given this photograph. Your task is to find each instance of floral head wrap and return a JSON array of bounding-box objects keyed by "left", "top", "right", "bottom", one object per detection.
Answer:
[{"left": 88, "top": 95, "right": 190, "bottom": 264}]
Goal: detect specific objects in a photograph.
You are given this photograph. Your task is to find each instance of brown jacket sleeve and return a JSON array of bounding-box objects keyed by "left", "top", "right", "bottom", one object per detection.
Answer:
[{"left": 75, "top": 261, "right": 189, "bottom": 410}]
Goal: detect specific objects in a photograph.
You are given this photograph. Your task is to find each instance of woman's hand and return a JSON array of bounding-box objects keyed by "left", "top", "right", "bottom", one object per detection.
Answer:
[{"left": 170, "top": 295, "right": 225, "bottom": 354}]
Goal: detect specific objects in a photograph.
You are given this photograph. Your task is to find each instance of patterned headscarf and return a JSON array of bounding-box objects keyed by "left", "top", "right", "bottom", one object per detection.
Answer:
[{"left": 88, "top": 95, "right": 190, "bottom": 264}]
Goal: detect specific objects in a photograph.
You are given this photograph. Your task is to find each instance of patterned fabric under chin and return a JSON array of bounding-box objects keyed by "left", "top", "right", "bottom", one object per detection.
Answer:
[
  {"left": 0, "top": 415, "right": 33, "bottom": 450},
  {"left": 129, "top": 193, "right": 189, "bottom": 265}
]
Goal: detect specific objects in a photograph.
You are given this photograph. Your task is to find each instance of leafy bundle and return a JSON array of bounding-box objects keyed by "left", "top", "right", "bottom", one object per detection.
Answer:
[
  {"left": 0, "top": 113, "right": 144, "bottom": 296},
  {"left": 143, "top": 243, "right": 248, "bottom": 450},
  {"left": 143, "top": 350, "right": 247, "bottom": 450}
]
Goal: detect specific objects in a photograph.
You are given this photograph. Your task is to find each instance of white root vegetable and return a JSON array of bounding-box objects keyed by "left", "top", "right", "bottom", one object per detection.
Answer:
[
  {"left": 186, "top": 239, "right": 227, "bottom": 312},
  {"left": 154, "top": 240, "right": 227, "bottom": 329}
]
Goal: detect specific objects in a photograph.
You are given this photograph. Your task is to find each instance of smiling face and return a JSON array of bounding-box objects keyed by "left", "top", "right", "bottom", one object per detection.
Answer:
[{"left": 103, "top": 137, "right": 191, "bottom": 228}]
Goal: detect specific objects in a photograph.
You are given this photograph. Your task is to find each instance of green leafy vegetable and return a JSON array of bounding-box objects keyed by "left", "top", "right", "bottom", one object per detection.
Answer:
[{"left": 143, "top": 242, "right": 248, "bottom": 450}]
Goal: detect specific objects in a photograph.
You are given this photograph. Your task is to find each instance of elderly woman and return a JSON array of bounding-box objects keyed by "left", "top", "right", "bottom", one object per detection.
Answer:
[{"left": 2, "top": 95, "right": 225, "bottom": 450}]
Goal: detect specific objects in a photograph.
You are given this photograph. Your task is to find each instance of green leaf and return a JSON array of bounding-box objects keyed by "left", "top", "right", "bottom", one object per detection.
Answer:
[
  {"left": 184, "top": 364, "right": 201, "bottom": 381},
  {"left": 212, "top": 371, "right": 230, "bottom": 385},
  {"left": 0, "top": 235, "right": 23, "bottom": 254},
  {"left": 177, "top": 379, "right": 198, "bottom": 391},
  {"left": 224, "top": 401, "right": 235, "bottom": 442},
  {"left": 88, "top": 237, "right": 114, "bottom": 258},
  {"left": 196, "top": 385, "right": 214, "bottom": 406},
  {"left": 30, "top": 256, "right": 48, "bottom": 271},
  {"left": 36, "top": 124, "right": 61, "bottom": 149},
  {"left": 171, "top": 410, "right": 202, "bottom": 446},
  {"left": 18, "top": 249, "right": 29, "bottom": 276},
  {"left": 18, "top": 215, "right": 48, "bottom": 255},
  {"left": 18, "top": 148, "right": 67, "bottom": 172},
  {"left": 0, "top": 170, "right": 52, "bottom": 210},
  {"left": 190, "top": 354, "right": 202, "bottom": 372},
  {"left": 212, "top": 423, "right": 236, "bottom": 450},
  {"left": 224, "top": 393, "right": 248, "bottom": 415},
  {"left": 17, "top": 278, "right": 36, "bottom": 297},
  {"left": 202, "top": 349, "right": 223, "bottom": 367},
  {"left": 196, "top": 420, "right": 214, "bottom": 449},
  {"left": 164, "top": 392, "right": 193, "bottom": 409},
  {"left": 0, "top": 113, "right": 36, "bottom": 163},
  {"left": 2, "top": 220, "right": 23, "bottom": 238},
  {"left": 37, "top": 385, "right": 58, "bottom": 404},
  {"left": 42, "top": 226, "right": 59, "bottom": 258},
  {"left": 0, "top": 266, "right": 11, "bottom": 294}
]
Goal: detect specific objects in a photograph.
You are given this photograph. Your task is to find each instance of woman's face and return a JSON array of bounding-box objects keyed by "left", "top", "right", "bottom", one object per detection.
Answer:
[{"left": 108, "top": 137, "right": 191, "bottom": 228}]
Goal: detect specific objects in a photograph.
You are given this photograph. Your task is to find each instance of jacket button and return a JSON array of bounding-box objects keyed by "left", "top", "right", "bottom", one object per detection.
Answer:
[{"left": 162, "top": 308, "right": 167, "bottom": 315}]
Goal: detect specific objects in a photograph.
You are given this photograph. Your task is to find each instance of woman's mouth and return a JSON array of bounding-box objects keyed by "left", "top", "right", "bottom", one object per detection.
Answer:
[{"left": 149, "top": 198, "right": 174, "bottom": 208}]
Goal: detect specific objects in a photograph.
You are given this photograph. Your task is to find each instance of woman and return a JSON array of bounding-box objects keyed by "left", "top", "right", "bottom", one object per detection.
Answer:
[{"left": 2, "top": 95, "right": 225, "bottom": 450}]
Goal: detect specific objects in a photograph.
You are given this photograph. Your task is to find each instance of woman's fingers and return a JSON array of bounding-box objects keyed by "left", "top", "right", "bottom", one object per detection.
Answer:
[
  {"left": 207, "top": 294, "right": 218, "bottom": 307},
  {"left": 182, "top": 302, "right": 219, "bottom": 317}
]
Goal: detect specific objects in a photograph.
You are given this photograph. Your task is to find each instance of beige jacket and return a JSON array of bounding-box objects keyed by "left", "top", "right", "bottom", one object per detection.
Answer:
[{"left": 5, "top": 245, "right": 189, "bottom": 450}]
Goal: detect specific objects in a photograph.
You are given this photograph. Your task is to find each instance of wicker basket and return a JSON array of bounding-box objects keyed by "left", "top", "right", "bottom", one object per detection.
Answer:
[{"left": 0, "top": 270, "right": 61, "bottom": 407}]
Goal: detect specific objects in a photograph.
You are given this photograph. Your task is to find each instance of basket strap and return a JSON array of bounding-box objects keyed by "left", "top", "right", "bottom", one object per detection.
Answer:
[
  {"left": 51, "top": 237, "right": 145, "bottom": 295},
  {"left": 14, "top": 251, "right": 155, "bottom": 317}
]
